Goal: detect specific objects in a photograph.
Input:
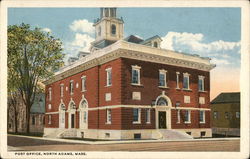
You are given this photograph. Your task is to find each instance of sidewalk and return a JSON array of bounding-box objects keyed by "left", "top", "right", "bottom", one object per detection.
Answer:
[{"left": 8, "top": 134, "right": 240, "bottom": 145}]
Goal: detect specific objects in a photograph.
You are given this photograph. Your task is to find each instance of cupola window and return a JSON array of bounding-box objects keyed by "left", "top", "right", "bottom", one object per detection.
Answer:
[
  {"left": 153, "top": 42, "right": 158, "bottom": 48},
  {"left": 98, "top": 27, "right": 101, "bottom": 36},
  {"left": 111, "top": 24, "right": 116, "bottom": 35}
]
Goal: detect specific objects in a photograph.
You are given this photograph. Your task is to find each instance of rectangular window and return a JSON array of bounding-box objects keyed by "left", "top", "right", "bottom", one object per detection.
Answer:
[
  {"left": 32, "top": 116, "right": 35, "bottom": 125},
  {"left": 177, "top": 110, "right": 180, "bottom": 123},
  {"left": 199, "top": 110, "right": 205, "bottom": 123},
  {"left": 146, "top": 109, "right": 151, "bottom": 123},
  {"left": 40, "top": 115, "right": 43, "bottom": 124},
  {"left": 133, "top": 108, "right": 141, "bottom": 123},
  {"left": 159, "top": 70, "right": 167, "bottom": 87},
  {"left": 48, "top": 115, "right": 51, "bottom": 124},
  {"left": 176, "top": 72, "right": 180, "bottom": 89},
  {"left": 184, "top": 110, "right": 191, "bottom": 123},
  {"left": 106, "top": 68, "right": 112, "bottom": 86},
  {"left": 236, "top": 112, "right": 240, "bottom": 118},
  {"left": 198, "top": 76, "right": 205, "bottom": 91},
  {"left": 48, "top": 88, "right": 52, "bottom": 101},
  {"left": 131, "top": 65, "right": 141, "bottom": 85},
  {"left": 81, "top": 76, "right": 86, "bottom": 91},
  {"left": 70, "top": 80, "right": 74, "bottom": 94},
  {"left": 213, "top": 111, "right": 218, "bottom": 119},
  {"left": 183, "top": 73, "right": 190, "bottom": 90},
  {"left": 106, "top": 109, "right": 112, "bottom": 124},
  {"left": 60, "top": 84, "right": 64, "bottom": 97}
]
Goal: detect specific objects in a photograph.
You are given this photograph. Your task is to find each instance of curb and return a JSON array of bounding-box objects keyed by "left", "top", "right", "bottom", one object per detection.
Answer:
[{"left": 8, "top": 134, "right": 240, "bottom": 145}]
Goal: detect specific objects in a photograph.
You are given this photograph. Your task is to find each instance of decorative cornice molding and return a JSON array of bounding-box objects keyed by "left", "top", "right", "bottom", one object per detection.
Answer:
[{"left": 44, "top": 41, "right": 215, "bottom": 85}]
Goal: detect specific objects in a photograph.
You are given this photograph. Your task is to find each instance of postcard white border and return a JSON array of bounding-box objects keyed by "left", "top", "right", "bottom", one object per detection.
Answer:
[{"left": 0, "top": 0, "right": 249, "bottom": 158}]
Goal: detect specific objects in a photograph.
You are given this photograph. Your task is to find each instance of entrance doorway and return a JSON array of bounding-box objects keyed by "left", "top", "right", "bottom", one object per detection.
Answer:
[
  {"left": 71, "top": 114, "right": 75, "bottom": 128},
  {"left": 158, "top": 111, "right": 166, "bottom": 129}
]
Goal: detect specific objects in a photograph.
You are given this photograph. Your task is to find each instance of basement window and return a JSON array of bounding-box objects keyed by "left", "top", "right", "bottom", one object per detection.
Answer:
[
  {"left": 201, "top": 131, "right": 206, "bottom": 137},
  {"left": 105, "top": 133, "right": 110, "bottom": 138},
  {"left": 134, "top": 133, "right": 141, "bottom": 140},
  {"left": 186, "top": 132, "right": 191, "bottom": 135}
]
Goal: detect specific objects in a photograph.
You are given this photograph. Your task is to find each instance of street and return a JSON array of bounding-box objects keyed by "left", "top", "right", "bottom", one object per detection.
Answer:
[{"left": 7, "top": 135, "right": 240, "bottom": 151}]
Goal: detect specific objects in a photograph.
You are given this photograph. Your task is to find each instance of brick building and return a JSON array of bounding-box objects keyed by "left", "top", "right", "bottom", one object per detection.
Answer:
[{"left": 44, "top": 8, "right": 215, "bottom": 140}]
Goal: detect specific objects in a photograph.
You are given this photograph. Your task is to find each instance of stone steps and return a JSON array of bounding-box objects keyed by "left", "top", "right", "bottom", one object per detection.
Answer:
[{"left": 158, "top": 129, "right": 193, "bottom": 140}]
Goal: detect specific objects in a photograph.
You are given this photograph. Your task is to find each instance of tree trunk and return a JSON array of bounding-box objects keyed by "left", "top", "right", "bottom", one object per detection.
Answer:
[
  {"left": 26, "top": 104, "right": 31, "bottom": 133},
  {"left": 14, "top": 106, "right": 18, "bottom": 133}
]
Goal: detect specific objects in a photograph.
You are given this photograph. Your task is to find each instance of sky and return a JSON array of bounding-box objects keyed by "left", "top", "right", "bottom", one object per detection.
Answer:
[{"left": 8, "top": 8, "right": 241, "bottom": 100}]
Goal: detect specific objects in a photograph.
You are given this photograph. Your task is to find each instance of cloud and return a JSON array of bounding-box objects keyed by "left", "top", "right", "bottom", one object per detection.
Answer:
[
  {"left": 69, "top": 19, "right": 94, "bottom": 34},
  {"left": 211, "top": 58, "right": 231, "bottom": 66},
  {"left": 71, "top": 33, "right": 94, "bottom": 51},
  {"left": 161, "top": 32, "right": 240, "bottom": 67},
  {"left": 41, "top": 27, "right": 52, "bottom": 33},
  {"left": 63, "top": 33, "right": 94, "bottom": 61}
]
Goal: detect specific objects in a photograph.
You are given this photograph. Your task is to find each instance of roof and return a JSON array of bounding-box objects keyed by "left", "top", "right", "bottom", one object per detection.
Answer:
[
  {"left": 124, "top": 35, "right": 144, "bottom": 44},
  {"left": 30, "top": 93, "right": 45, "bottom": 113},
  {"left": 211, "top": 92, "right": 240, "bottom": 104},
  {"left": 140, "top": 35, "right": 162, "bottom": 45}
]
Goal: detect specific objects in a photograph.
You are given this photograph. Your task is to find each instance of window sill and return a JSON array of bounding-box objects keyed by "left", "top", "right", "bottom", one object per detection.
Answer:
[
  {"left": 199, "top": 122, "right": 205, "bottom": 124},
  {"left": 176, "top": 88, "right": 181, "bottom": 90},
  {"left": 132, "top": 121, "right": 141, "bottom": 124},
  {"left": 176, "top": 122, "right": 180, "bottom": 124},
  {"left": 81, "top": 90, "right": 87, "bottom": 93},
  {"left": 105, "top": 122, "right": 111, "bottom": 125},
  {"left": 146, "top": 122, "right": 151, "bottom": 124},
  {"left": 198, "top": 90, "right": 207, "bottom": 93},
  {"left": 182, "top": 88, "right": 192, "bottom": 92},
  {"left": 131, "top": 83, "right": 143, "bottom": 87},
  {"left": 158, "top": 86, "right": 169, "bottom": 89},
  {"left": 184, "top": 121, "right": 191, "bottom": 124},
  {"left": 105, "top": 85, "right": 112, "bottom": 87}
]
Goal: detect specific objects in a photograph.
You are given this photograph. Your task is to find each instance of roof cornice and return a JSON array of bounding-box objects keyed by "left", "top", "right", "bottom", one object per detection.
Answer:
[{"left": 44, "top": 40, "right": 215, "bottom": 85}]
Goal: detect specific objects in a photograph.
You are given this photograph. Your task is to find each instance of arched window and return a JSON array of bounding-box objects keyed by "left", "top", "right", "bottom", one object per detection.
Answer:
[
  {"left": 111, "top": 24, "right": 116, "bottom": 35},
  {"left": 69, "top": 101, "right": 76, "bottom": 109},
  {"left": 80, "top": 100, "right": 88, "bottom": 109},
  {"left": 79, "top": 98, "right": 88, "bottom": 129},
  {"left": 157, "top": 97, "right": 168, "bottom": 106},
  {"left": 154, "top": 42, "right": 158, "bottom": 48}
]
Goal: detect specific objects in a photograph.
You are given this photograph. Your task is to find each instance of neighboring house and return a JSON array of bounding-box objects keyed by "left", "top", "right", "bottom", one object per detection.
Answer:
[
  {"left": 211, "top": 92, "right": 240, "bottom": 137},
  {"left": 43, "top": 8, "right": 215, "bottom": 140},
  {"left": 8, "top": 93, "right": 45, "bottom": 133},
  {"left": 29, "top": 93, "right": 46, "bottom": 133}
]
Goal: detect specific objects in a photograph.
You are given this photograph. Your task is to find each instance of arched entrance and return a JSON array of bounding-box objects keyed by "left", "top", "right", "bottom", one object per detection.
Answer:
[
  {"left": 68, "top": 99, "right": 76, "bottom": 129},
  {"left": 155, "top": 91, "right": 172, "bottom": 129},
  {"left": 79, "top": 95, "right": 88, "bottom": 129},
  {"left": 58, "top": 100, "right": 66, "bottom": 129}
]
